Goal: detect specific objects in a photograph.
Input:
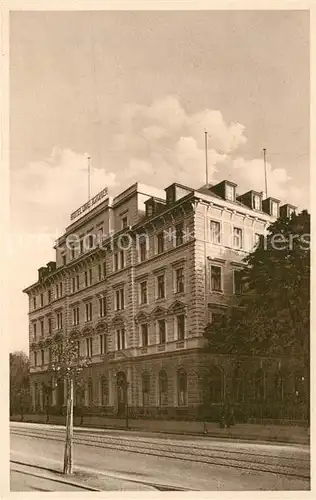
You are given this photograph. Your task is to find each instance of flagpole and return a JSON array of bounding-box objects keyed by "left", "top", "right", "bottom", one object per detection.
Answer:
[
  {"left": 263, "top": 148, "right": 268, "bottom": 199},
  {"left": 87, "top": 156, "right": 91, "bottom": 200},
  {"left": 205, "top": 131, "right": 208, "bottom": 186}
]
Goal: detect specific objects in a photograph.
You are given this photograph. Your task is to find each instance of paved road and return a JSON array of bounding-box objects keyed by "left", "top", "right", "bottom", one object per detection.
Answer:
[{"left": 10, "top": 422, "right": 310, "bottom": 491}]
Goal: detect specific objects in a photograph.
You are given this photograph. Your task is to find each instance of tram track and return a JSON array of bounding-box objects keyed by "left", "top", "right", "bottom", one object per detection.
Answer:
[{"left": 10, "top": 426, "right": 310, "bottom": 480}]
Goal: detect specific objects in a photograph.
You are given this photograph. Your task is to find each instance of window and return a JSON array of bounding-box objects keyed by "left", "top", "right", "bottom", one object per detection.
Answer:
[
  {"left": 271, "top": 201, "right": 279, "bottom": 217},
  {"left": 176, "top": 314, "right": 185, "bottom": 340},
  {"left": 102, "top": 261, "right": 107, "bottom": 277},
  {"left": 72, "top": 307, "right": 79, "bottom": 326},
  {"left": 84, "top": 271, "right": 88, "bottom": 287},
  {"left": 210, "top": 311, "right": 223, "bottom": 325},
  {"left": 254, "top": 233, "right": 261, "bottom": 247},
  {"left": 62, "top": 255, "right": 66, "bottom": 266},
  {"left": 119, "top": 250, "right": 125, "bottom": 269},
  {"left": 142, "top": 373, "right": 150, "bottom": 406},
  {"left": 288, "top": 207, "right": 295, "bottom": 217},
  {"left": 175, "top": 222, "right": 184, "bottom": 246},
  {"left": 139, "top": 238, "right": 147, "bottom": 262},
  {"left": 233, "top": 270, "right": 243, "bottom": 295},
  {"left": 157, "top": 275, "right": 165, "bottom": 299},
  {"left": 88, "top": 234, "right": 94, "bottom": 249},
  {"left": 85, "top": 302, "right": 92, "bottom": 322},
  {"left": 140, "top": 281, "right": 148, "bottom": 305},
  {"left": 115, "top": 288, "right": 125, "bottom": 311},
  {"left": 59, "top": 282, "right": 63, "bottom": 297},
  {"left": 156, "top": 232, "right": 164, "bottom": 254},
  {"left": 89, "top": 269, "right": 92, "bottom": 285},
  {"left": 97, "top": 227, "right": 104, "bottom": 242},
  {"left": 141, "top": 324, "right": 149, "bottom": 346},
  {"left": 41, "top": 349, "right": 45, "bottom": 366},
  {"left": 99, "top": 297, "right": 107, "bottom": 317},
  {"left": 80, "top": 240, "right": 84, "bottom": 254},
  {"left": 116, "top": 329, "right": 126, "bottom": 350},
  {"left": 76, "top": 275, "right": 80, "bottom": 290},
  {"left": 253, "top": 195, "right": 261, "bottom": 210},
  {"left": 40, "top": 293, "right": 44, "bottom": 307},
  {"left": 40, "top": 319, "right": 44, "bottom": 336},
  {"left": 100, "top": 375, "right": 108, "bottom": 406},
  {"left": 56, "top": 312, "right": 63, "bottom": 330},
  {"left": 158, "top": 319, "right": 166, "bottom": 344},
  {"left": 100, "top": 334, "right": 107, "bottom": 355},
  {"left": 177, "top": 369, "right": 187, "bottom": 406},
  {"left": 210, "top": 265, "right": 222, "bottom": 292},
  {"left": 71, "top": 246, "right": 75, "bottom": 259},
  {"left": 158, "top": 370, "right": 168, "bottom": 406},
  {"left": 33, "top": 297, "right": 36, "bottom": 309},
  {"left": 34, "top": 351, "right": 38, "bottom": 367},
  {"left": 122, "top": 216, "right": 128, "bottom": 229},
  {"left": 48, "top": 347, "right": 52, "bottom": 364},
  {"left": 33, "top": 322, "right": 37, "bottom": 339},
  {"left": 226, "top": 184, "right": 235, "bottom": 201},
  {"left": 175, "top": 268, "right": 184, "bottom": 294},
  {"left": 114, "top": 253, "right": 119, "bottom": 271},
  {"left": 209, "top": 366, "right": 223, "bottom": 403},
  {"left": 48, "top": 317, "right": 52, "bottom": 334},
  {"left": 86, "top": 337, "right": 93, "bottom": 358},
  {"left": 48, "top": 289, "right": 52, "bottom": 303},
  {"left": 233, "top": 227, "right": 243, "bottom": 249},
  {"left": 71, "top": 277, "right": 75, "bottom": 293},
  {"left": 98, "top": 264, "right": 102, "bottom": 281},
  {"left": 88, "top": 377, "right": 93, "bottom": 404},
  {"left": 210, "top": 220, "right": 221, "bottom": 244},
  {"left": 76, "top": 340, "right": 80, "bottom": 359}
]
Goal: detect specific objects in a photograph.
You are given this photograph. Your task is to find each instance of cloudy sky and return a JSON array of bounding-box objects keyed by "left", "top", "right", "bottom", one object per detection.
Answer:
[{"left": 10, "top": 10, "right": 309, "bottom": 353}]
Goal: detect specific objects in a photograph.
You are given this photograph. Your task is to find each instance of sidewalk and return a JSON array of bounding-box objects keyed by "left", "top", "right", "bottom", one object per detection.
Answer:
[
  {"left": 11, "top": 454, "right": 157, "bottom": 491},
  {"left": 10, "top": 414, "right": 310, "bottom": 445}
]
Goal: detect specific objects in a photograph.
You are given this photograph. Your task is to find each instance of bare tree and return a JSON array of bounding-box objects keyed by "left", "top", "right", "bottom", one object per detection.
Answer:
[{"left": 50, "top": 334, "right": 89, "bottom": 475}]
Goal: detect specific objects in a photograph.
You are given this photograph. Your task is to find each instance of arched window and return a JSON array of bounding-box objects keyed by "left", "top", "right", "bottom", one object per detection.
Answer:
[
  {"left": 142, "top": 372, "right": 150, "bottom": 406},
  {"left": 177, "top": 369, "right": 187, "bottom": 406},
  {"left": 209, "top": 366, "right": 223, "bottom": 403},
  {"left": 274, "top": 371, "right": 283, "bottom": 401},
  {"left": 88, "top": 377, "right": 93, "bottom": 406},
  {"left": 254, "top": 369, "right": 265, "bottom": 401},
  {"left": 232, "top": 366, "right": 244, "bottom": 403},
  {"left": 158, "top": 370, "right": 168, "bottom": 406},
  {"left": 100, "top": 375, "right": 108, "bottom": 406}
]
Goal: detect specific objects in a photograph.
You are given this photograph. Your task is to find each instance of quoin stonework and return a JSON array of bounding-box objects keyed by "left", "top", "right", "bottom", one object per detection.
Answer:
[{"left": 23, "top": 180, "right": 305, "bottom": 422}]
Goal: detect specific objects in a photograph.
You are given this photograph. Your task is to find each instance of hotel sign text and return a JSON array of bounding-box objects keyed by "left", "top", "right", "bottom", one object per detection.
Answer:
[{"left": 70, "top": 187, "right": 108, "bottom": 221}]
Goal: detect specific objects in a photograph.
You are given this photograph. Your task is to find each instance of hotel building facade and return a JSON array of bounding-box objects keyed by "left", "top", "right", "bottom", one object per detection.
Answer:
[{"left": 23, "top": 180, "right": 304, "bottom": 421}]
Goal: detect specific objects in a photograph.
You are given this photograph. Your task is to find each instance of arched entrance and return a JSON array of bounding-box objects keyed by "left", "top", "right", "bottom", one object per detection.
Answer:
[{"left": 116, "top": 371, "right": 127, "bottom": 416}]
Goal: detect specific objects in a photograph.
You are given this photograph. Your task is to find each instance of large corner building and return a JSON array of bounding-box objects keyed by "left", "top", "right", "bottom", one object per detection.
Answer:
[{"left": 24, "top": 180, "right": 304, "bottom": 422}]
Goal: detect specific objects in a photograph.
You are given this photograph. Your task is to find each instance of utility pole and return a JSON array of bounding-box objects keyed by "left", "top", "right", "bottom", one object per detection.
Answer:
[
  {"left": 204, "top": 131, "right": 209, "bottom": 186},
  {"left": 263, "top": 148, "right": 268, "bottom": 199}
]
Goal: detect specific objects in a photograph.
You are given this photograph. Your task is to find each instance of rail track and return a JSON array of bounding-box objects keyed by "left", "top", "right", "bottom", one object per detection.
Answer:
[{"left": 11, "top": 425, "right": 310, "bottom": 480}]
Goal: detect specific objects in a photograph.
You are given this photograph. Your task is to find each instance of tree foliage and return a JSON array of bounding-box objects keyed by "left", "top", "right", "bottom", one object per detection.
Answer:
[
  {"left": 205, "top": 210, "right": 310, "bottom": 363},
  {"left": 10, "top": 351, "right": 30, "bottom": 416}
]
